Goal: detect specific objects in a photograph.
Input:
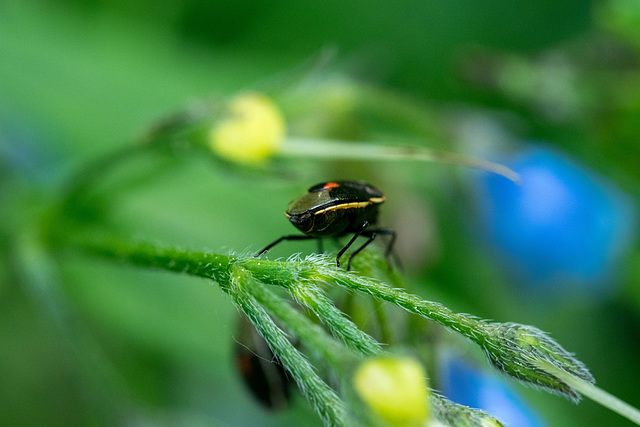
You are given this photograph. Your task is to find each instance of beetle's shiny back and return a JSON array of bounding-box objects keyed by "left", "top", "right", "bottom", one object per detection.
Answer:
[
  {"left": 286, "top": 181, "right": 384, "bottom": 216},
  {"left": 286, "top": 190, "right": 333, "bottom": 216},
  {"left": 285, "top": 181, "right": 385, "bottom": 237}
]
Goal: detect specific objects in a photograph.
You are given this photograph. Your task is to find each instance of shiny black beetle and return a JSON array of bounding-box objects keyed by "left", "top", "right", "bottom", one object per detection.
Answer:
[{"left": 255, "top": 181, "right": 396, "bottom": 270}]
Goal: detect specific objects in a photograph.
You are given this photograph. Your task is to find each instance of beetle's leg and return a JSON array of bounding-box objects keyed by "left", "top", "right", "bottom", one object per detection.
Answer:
[
  {"left": 349, "top": 228, "right": 403, "bottom": 271},
  {"left": 336, "top": 221, "right": 369, "bottom": 269},
  {"left": 346, "top": 231, "right": 378, "bottom": 271},
  {"left": 366, "top": 228, "right": 403, "bottom": 271},
  {"left": 367, "top": 228, "right": 396, "bottom": 257},
  {"left": 316, "top": 239, "right": 324, "bottom": 254},
  {"left": 254, "top": 235, "right": 316, "bottom": 257}
]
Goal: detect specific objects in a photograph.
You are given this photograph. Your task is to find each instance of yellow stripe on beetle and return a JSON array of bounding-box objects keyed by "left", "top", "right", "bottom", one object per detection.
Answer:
[{"left": 314, "top": 201, "right": 373, "bottom": 215}]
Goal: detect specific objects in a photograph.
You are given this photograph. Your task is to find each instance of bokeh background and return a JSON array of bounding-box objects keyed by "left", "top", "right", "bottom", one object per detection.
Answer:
[{"left": 1, "top": 0, "right": 639, "bottom": 426}]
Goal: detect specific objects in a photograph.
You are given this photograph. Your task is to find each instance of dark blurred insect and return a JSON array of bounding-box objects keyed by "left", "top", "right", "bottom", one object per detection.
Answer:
[
  {"left": 255, "top": 181, "right": 397, "bottom": 270},
  {"left": 234, "top": 314, "right": 295, "bottom": 410}
]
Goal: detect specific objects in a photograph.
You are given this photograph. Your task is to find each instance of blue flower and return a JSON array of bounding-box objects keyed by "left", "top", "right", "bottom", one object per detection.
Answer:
[
  {"left": 473, "top": 146, "right": 636, "bottom": 294},
  {"left": 440, "top": 352, "right": 545, "bottom": 427}
]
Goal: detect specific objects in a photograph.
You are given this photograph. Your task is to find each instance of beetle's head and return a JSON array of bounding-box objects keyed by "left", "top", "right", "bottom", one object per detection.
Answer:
[{"left": 287, "top": 212, "right": 314, "bottom": 234}]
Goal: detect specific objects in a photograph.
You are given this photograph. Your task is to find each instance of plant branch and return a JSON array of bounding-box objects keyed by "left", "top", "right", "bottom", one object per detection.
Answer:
[
  {"left": 286, "top": 279, "right": 382, "bottom": 356},
  {"left": 535, "top": 360, "right": 640, "bottom": 425},
  {"left": 67, "top": 237, "right": 611, "bottom": 409},
  {"left": 226, "top": 266, "right": 347, "bottom": 426}
]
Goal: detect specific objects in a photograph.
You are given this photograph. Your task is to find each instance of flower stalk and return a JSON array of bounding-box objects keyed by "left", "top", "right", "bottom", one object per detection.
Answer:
[
  {"left": 71, "top": 237, "right": 594, "bottom": 400},
  {"left": 297, "top": 262, "right": 596, "bottom": 401},
  {"left": 286, "top": 279, "right": 382, "bottom": 356},
  {"left": 534, "top": 359, "right": 640, "bottom": 424},
  {"left": 279, "top": 138, "right": 521, "bottom": 184}
]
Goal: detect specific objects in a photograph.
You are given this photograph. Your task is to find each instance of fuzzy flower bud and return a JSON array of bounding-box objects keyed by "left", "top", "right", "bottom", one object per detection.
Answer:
[
  {"left": 480, "top": 322, "right": 594, "bottom": 402},
  {"left": 209, "top": 93, "right": 285, "bottom": 164},
  {"left": 353, "top": 356, "right": 430, "bottom": 426}
]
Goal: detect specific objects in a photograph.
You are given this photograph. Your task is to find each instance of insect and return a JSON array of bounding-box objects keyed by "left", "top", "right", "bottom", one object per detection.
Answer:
[
  {"left": 234, "top": 314, "right": 295, "bottom": 410},
  {"left": 255, "top": 181, "right": 397, "bottom": 270}
]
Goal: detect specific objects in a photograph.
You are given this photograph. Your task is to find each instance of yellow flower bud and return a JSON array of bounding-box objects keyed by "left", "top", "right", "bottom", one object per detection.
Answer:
[
  {"left": 209, "top": 93, "right": 285, "bottom": 164},
  {"left": 354, "top": 356, "right": 430, "bottom": 427}
]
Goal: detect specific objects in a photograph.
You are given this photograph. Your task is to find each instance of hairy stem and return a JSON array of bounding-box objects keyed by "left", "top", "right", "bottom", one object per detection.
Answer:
[
  {"left": 286, "top": 280, "right": 382, "bottom": 356},
  {"left": 226, "top": 267, "right": 347, "bottom": 426},
  {"left": 74, "top": 236, "right": 233, "bottom": 284}
]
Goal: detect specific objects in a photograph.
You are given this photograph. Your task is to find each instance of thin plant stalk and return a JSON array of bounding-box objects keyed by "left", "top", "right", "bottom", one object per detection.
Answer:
[
  {"left": 535, "top": 360, "right": 640, "bottom": 425},
  {"left": 280, "top": 137, "right": 521, "bottom": 184}
]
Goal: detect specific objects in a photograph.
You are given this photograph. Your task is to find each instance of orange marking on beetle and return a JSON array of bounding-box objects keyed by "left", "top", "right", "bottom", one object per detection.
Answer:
[{"left": 322, "top": 182, "right": 340, "bottom": 190}]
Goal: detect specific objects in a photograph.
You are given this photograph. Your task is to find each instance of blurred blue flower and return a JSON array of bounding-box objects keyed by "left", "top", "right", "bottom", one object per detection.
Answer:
[
  {"left": 473, "top": 145, "right": 636, "bottom": 294},
  {"left": 440, "top": 352, "right": 545, "bottom": 427}
]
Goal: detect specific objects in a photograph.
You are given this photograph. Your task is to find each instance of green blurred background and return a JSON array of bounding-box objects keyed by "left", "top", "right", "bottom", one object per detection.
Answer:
[{"left": 1, "top": 0, "right": 639, "bottom": 425}]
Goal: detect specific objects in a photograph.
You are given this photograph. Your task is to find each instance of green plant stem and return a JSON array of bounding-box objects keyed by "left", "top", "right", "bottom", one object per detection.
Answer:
[
  {"left": 430, "top": 392, "right": 505, "bottom": 427},
  {"left": 66, "top": 238, "right": 620, "bottom": 411},
  {"left": 65, "top": 237, "right": 640, "bottom": 423},
  {"left": 238, "top": 267, "right": 362, "bottom": 370},
  {"left": 240, "top": 272, "right": 500, "bottom": 426},
  {"left": 308, "top": 266, "right": 486, "bottom": 343},
  {"left": 286, "top": 280, "right": 382, "bottom": 356},
  {"left": 372, "top": 298, "right": 392, "bottom": 344},
  {"left": 535, "top": 360, "right": 640, "bottom": 425},
  {"left": 226, "top": 267, "right": 347, "bottom": 427},
  {"left": 75, "top": 236, "right": 233, "bottom": 284},
  {"left": 280, "top": 137, "right": 521, "bottom": 184},
  {"left": 74, "top": 237, "right": 351, "bottom": 426}
]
